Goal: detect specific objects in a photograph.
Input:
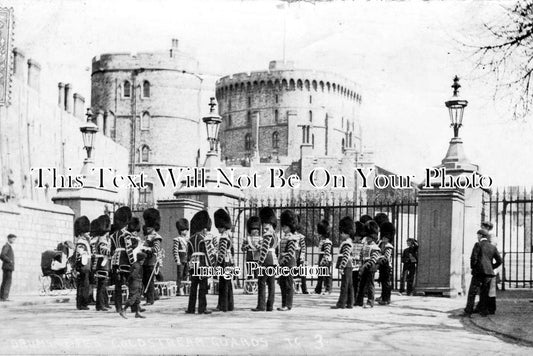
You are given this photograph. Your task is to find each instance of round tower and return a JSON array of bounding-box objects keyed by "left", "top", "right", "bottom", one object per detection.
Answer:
[
  {"left": 215, "top": 60, "right": 362, "bottom": 165},
  {"left": 91, "top": 39, "right": 203, "bottom": 205}
]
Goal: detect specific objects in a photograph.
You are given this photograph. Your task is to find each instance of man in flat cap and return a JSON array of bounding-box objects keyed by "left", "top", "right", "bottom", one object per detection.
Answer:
[{"left": 463, "top": 229, "right": 502, "bottom": 317}]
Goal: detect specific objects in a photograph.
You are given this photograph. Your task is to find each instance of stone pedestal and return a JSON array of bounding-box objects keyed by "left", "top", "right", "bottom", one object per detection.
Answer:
[
  {"left": 416, "top": 135, "right": 485, "bottom": 297},
  {"left": 52, "top": 185, "right": 120, "bottom": 219},
  {"left": 416, "top": 188, "right": 465, "bottom": 297}
]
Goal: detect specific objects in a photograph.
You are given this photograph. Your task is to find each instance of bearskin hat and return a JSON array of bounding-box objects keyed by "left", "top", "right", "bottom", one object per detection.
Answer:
[
  {"left": 373, "top": 213, "right": 390, "bottom": 228},
  {"left": 359, "top": 214, "right": 373, "bottom": 224},
  {"left": 317, "top": 219, "right": 330, "bottom": 237},
  {"left": 380, "top": 221, "right": 396, "bottom": 242},
  {"left": 143, "top": 208, "right": 161, "bottom": 231},
  {"left": 98, "top": 214, "right": 111, "bottom": 232},
  {"left": 90, "top": 218, "right": 106, "bottom": 237},
  {"left": 365, "top": 220, "right": 380, "bottom": 240},
  {"left": 259, "top": 207, "right": 277, "bottom": 229},
  {"left": 113, "top": 206, "right": 132, "bottom": 230},
  {"left": 246, "top": 216, "right": 261, "bottom": 234},
  {"left": 339, "top": 216, "right": 354, "bottom": 236},
  {"left": 127, "top": 217, "right": 141, "bottom": 233},
  {"left": 215, "top": 208, "right": 232, "bottom": 230},
  {"left": 175, "top": 218, "right": 189, "bottom": 232},
  {"left": 280, "top": 210, "right": 297, "bottom": 233},
  {"left": 355, "top": 221, "right": 366, "bottom": 237},
  {"left": 74, "top": 216, "right": 90, "bottom": 236},
  {"left": 190, "top": 210, "right": 212, "bottom": 235}
]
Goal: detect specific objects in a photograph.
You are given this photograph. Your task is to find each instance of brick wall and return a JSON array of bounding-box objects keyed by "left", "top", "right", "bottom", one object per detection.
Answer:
[{"left": 0, "top": 200, "right": 74, "bottom": 295}]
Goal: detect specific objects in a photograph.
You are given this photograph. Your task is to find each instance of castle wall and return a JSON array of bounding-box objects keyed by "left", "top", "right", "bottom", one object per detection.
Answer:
[{"left": 215, "top": 61, "right": 362, "bottom": 163}]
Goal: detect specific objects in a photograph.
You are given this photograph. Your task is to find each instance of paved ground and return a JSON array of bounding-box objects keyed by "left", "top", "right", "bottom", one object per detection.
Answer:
[{"left": 0, "top": 291, "right": 532, "bottom": 355}]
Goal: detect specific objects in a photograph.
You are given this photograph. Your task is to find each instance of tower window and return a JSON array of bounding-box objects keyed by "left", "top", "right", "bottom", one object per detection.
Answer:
[
  {"left": 309, "top": 95, "right": 312, "bottom": 104},
  {"left": 309, "top": 110, "right": 313, "bottom": 122},
  {"left": 123, "top": 81, "right": 131, "bottom": 98},
  {"left": 141, "top": 112, "right": 150, "bottom": 130},
  {"left": 141, "top": 145, "right": 150, "bottom": 163},
  {"left": 245, "top": 133, "right": 252, "bottom": 151},
  {"left": 248, "top": 97, "right": 252, "bottom": 107},
  {"left": 272, "top": 131, "right": 279, "bottom": 149},
  {"left": 228, "top": 115, "right": 232, "bottom": 128},
  {"left": 275, "top": 94, "right": 279, "bottom": 103},
  {"left": 274, "top": 109, "right": 279, "bottom": 123},
  {"left": 247, "top": 111, "right": 252, "bottom": 126},
  {"left": 142, "top": 81, "right": 150, "bottom": 98}
]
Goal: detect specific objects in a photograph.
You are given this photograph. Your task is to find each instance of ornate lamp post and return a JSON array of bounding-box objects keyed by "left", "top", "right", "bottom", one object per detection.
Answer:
[
  {"left": 80, "top": 108, "right": 99, "bottom": 175},
  {"left": 202, "top": 97, "right": 222, "bottom": 168},
  {"left": 441, "top": 76, "right": 477, "bottom": 171},
  {"left": 445, "top": 76, "right": 468, "bottom": 138}
]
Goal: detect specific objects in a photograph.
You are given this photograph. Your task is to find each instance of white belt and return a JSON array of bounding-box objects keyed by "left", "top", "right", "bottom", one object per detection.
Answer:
[{"left": 192, "top": 252, "right": 206, "bottom": 256}]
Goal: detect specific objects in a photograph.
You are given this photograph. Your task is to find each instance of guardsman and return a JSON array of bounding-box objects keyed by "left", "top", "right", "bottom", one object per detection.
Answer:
[
  {"left": 294, "top": 215, "right": 308, "bottom": 294},
  {"left": 109, "top": 206, "right": 133, "bottom": 313},
  {"left": 186, "top": 210, "right": 213, "bottom": 314},
  {"left": 355, "top": 220, "right": 381, "bottom": 308},
  {"left": 351, "top": 220, "right": 366, "bottom": 301},
  {"left": 314, "top": 219, "right": 332, "bottom": 295},
  {"left": 142, "top": 208, "right": 163, "bottom": 306},
  {"left": 214, "top": 209, "right": 235, "bottom": 312},
  {"left": 91, "top": 217, "right": 111, "bottom": 311},
  {"left": 119, "top": 250, "right": 147, "bottom": 319},
  {"left": 332, "top": 216, "right": 355, "bottom": 309},
  {"left": 277, "top": 210, "right": 298, "bottom": 311},
  {"left": 252, "top": 207, "right": 279, "bottom": 312},
  {"left": 74, "top": 216, "right": 91, "bottom": 310},
  {"left": 242, "top": 216, "right": 261, "bottom": 279},
  {"left": 377, "top": 222, "right": 395, "bottom": 305},
  {"left": 173, "top": 218, "right": 189, "bottom": 296}
]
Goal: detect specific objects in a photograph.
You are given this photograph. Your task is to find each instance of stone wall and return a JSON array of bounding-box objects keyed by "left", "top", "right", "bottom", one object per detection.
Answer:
[{"left": 0, "top": 200, "right": 74, "bottom": 295}]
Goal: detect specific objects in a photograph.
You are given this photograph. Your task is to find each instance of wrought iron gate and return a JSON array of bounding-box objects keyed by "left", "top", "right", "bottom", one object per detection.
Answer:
[
  {"left": 482, "top": 189, "right": 533, "bottom": 289},
  {"left": 229, "top": 196, "right": 418, "bottom": 289}
]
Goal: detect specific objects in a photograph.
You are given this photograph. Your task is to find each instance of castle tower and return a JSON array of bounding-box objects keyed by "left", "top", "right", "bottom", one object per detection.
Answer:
[
  {"left": 215, "top": 60, "right": 363, "bottom": 165},
  {"left": 91, "top": 39, "right": 204, "bottom": 206}
]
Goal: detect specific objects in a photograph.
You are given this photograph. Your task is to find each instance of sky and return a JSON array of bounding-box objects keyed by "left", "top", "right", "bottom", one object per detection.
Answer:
[{"left": 4, "top": 0, "right": 533, "bottom": 187}]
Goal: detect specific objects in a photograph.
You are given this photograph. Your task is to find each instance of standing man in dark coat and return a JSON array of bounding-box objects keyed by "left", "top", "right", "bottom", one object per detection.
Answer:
[
  {"left": 0, "top": 234, "right": 16, "bottom": 301},
  {"left": 464, "top": 229, "right": 502, "bottom": 317}
]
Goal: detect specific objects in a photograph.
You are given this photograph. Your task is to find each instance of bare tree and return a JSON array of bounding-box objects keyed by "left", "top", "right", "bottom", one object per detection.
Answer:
[{"left": 474, "top": 0, "right": 533, "bottom": 119}]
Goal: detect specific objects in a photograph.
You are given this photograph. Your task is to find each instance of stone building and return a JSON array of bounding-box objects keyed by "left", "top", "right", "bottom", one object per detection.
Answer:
[
  {"left": 215, "top": 60, "right": 372, "bottom": 198},
  {"left": 216, "top": 60, "right": 362, "bottom": 165},
  {"left": 91, "top": 39, "right": 214, "bottom": 207},
  {"left": 0, "top": 46, "right": 129, "bottom": 294}
]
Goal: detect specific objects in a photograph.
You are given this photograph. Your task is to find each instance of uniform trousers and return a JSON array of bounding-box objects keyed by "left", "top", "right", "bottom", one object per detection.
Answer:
[
  {"left": 76, "top": 271, "right": 90, "bottom": 309},
  {"left": 379, "top": 264, "right": 392, "bottom": 303},
  {"left": 113, "top": 269, "right": 128, "bottom": 311},
  {"left": 218, "top": 277, "right": 234, "bottom": 312},
  {"left": 256, "top": 272, "right": 276, "bottom": 311},
  {"left": 187, "top": 276, "right": 208, "bottom": 313},
  {"left": 315, "top": 263, "right": 332, "bottom": 294},
  {"left": 351, "top": 268, "right": 360, "bottom": 300},
  {"left": 337, "top": 267, "right": 353, "bottom": 308},
  {"left": 297, "top": 258, "right": 308, "bottom": 293},
  {"left": 176, "top": 264, "right": 188, "bottom": 295},
  {"left": 95, "top": 275, "right": 109, "bottom": 309},
  {"left": 278, "top": 274, "right": 294, "bottom": 309},
  {"left": 355, "top": 267, "right": 375, "bottom": 306}
]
